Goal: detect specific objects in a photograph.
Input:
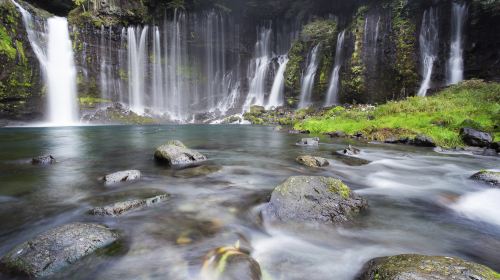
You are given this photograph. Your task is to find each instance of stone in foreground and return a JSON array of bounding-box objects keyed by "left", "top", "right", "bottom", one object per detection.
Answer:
[
  {"left": 296, "top": 155, "right": 329, "bottom": 168},
  {"left": 460, "top": 127, "right": 493, "bottom": 147},
  {"left": 470, "top": 170, "right": 500, "bottom": 187},
  {"left": 356, "top": 254, "right": 500, "bottom": 280},
  {"left": 31, "top": 155, "right": 56, "bottom": 165},
  {"left": 263, "top": 176, "right": 367, "bottom": 224},
  {"left": 102, "top": 170, "right": 141, "bottom": 184},
  {"left": 296, "top": 137, "right": 319, "bottom": 146},
  {"left": 154, "top": 140, "right": 207, "bottom": 168},
  {"left": 201, "top": 245, "right": 262, "bottom": 280},
  {"left": 0, "top": 223, "right": 118, "bottom": 278},
  {"left": 89, "top": 194, "right": 169, "bottom": 216}
]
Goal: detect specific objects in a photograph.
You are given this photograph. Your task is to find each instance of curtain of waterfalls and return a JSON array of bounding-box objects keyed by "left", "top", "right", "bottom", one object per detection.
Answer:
[
  {"left": 298, "top": 44, "right": 321, "bottom": 109},
  {"left": 325, "top": 30, "right": 346, "bottom": 106},
  {"left": 447, "top": 2, "right": 467, "bottom": 85},
  {"left": 417, "top": 7, "right": 439, "bottom": 97},
  {"left": 266, "top": 55, "right": 289, "bottom": 109}
]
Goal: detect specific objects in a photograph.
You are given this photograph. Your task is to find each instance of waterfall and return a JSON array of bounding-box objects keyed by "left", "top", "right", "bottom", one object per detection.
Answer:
[
  {"left": 12, "top": 1, "right": 78, "bottom": 125},
  {"left": 298, "top": 44, "right": 321, "bottom": 109},
  {"left": 417, "top": 7, "right": 439, "bottom": 97},
  {"left": 447, "top": 2, "right": 467, "bottom": 85},
  {"left": 152, "top": 26, "right": 164, "bottom": 111},
  {"left": 266, "top": 55, "right": 289, "bottom": 109},
  {"left": 127, "top": 26, "right": 148, "bottom": 114},
  {"left": 325, "top": 30, "right": 346, "bottom": 106},
  {"left": 243, "top": 27, "right": 272, "bottom": 111}
]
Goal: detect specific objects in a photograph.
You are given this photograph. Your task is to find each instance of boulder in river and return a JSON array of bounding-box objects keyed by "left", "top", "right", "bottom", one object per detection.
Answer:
[
  {"left": 470, "top": 170, "right": 500, "bottom": 187},
  {"left": 201, "top": 244, "right": 262, "bottom": 280},
  {"left": 154, "top": 140, "right": 207, "bottom": 168},
  {"left": 263, "top": 176, "right": 367, "bottom": 224},
  {"left": 343, "top": 145, "right": 361, "bottom": 155},
  {"left": 89, "top": 194, "right": 169, "bottom": 216},
  {"left": 296, "top": 155, "right": 329, "bottom": 168},
  {"left": 296, "top": 137, "right": 319, "bottom": 146},
  {"left": 356, "top": 254, "right": 500, "bottom": 280},
  {"left": 332, "top": 152, "right": 371, "bottom": 166},
  {"left": 0, "top": 223, "right": 118, "bottom": 278},
  {"left": 460, "top": 127, "right": 493, "bottom": 147},
  {"left": 411, "top": 134, "right": 436, "bottom": 147},
  {"left": 102, "top": 170, "right": 141, "bottom": 184},
  {"left": 31, "top": 155, "right": 56, "bottom": 165}
]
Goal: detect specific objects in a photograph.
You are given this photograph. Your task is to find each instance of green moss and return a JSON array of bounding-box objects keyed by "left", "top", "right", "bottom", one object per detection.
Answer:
[
  {"left": 301, "top": 19, "right": 337, "bottom": 46},
  {"left": 79, "top": 96, "right": 111, "bottom": 106},
  {"left": 295, "top": 80, "right": 500, "bottom": 148},
  {"left": 15, "top": 40, "right": 26, "bottom": 64},
  {"left": 323, "top": 177, "right": 351, "bottom": 199},
  {"left": 284, "top": 40, "right": 306, "bottom": 90},
  {"left": 0, "top": 25, "right": 16, "bottom": 60}
]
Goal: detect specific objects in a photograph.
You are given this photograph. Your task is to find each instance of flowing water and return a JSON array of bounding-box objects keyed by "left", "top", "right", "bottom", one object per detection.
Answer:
[
  {"left": 325, "top": 30, "right": 346, "bottom": 106},
  {"left": 417, "top": 7, "right": 439, "bottom": 97},
  {"left": 266, "top": 55, "right": 289, "bottom": 109},
  {"left": 0, "top": 125, "right": 499, "bottom": 279},
  {"left": 447, "top": 2, "right": 467, "bottom": 85},
  {"left": 12, "top": 1, "right": 79, "bottom": 125},
  {"left": 298, "top": 44, "right": 321, "bottom": 109}
]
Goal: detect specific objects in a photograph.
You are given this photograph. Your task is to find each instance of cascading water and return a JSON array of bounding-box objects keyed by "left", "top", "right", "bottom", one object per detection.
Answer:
[
  {"left": 266, "top": 55, "right": 289, "bottom": 109},
  {"left": 325, "top": 30, "right": 346, "bottom": 106},
  {"left": 298, "top": 44, "right": 321, "bottom": 109},
  {"left": 12, "top": 0, "right": 78, "bottom": 125},
  {"left": 417, "top": 7, "right": 439, "bottom": 97},
  {"left": 243, "top": 27, "right": 272, "bottom": 111},
  {"left": 447, "top": 2, "right": 467, "bottom": 85}
]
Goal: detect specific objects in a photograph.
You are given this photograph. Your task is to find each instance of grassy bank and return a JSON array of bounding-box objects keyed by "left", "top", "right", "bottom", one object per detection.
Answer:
[{"left": 295, "top": 80, "right": 500, "bottom": 148}]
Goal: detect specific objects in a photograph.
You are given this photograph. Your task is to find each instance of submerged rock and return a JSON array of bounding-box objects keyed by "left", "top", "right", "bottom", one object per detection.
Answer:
[
  {"left": 102, "top": 170, "right": 141, "bottom": 184},
  {"left": 296, "top": 137, "right": 319, "bottom": 146},
  {"left": 470, "top": 170, "right": 500, "bottom": 187},
  {"left": 356, "top": 254, "right": 500, "bottom": 280},
  {"left": 263, "top": 176, "right": 367, "bottom": 224},
  {"left": 89, "top": 194, "right": 169, "bottom": 216},
  {"left": 296, "top": 155, "right": 329, "bottom": 168},
  {"left": 460, "top": 127, "right": 493, "bottom": 147},
  {"left": 325, "top": 131, "right": 346, "bottom": 138},
  {"left": 332, "top": 152, "right": 371, "bottom": 166},
  {"left": 343, "top": 145, "right": 361, "bottom": 155},
  {"left": 173, "top": 165, "right": 222, "bottom": 178},
  {"left": 288, "top": 129, "right": 310, "bottom": 134},
  {"left": 154, "top": 140, "right": 207, "bottom": 168},
  {"left": 31, "top": 155, "right": 56, "bottom": 165},
  {"left": 201, "top": 244, "right": 262, "bottom": 280},
  {"left": 0, "top": 223, "right": 118, "bottom": 278}
]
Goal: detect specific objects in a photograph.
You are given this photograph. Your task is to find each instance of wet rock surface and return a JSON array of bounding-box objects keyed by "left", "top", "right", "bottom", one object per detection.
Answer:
[
  {"left": 343, "top": 145, "right": 361, "bottom": 155},
  {"left": 470, "top": 170, "right": 500, "bottom": 187},
  {"left": 89, "top": 194, "right": 169, "bottom": 216},
  {"left": 460, "top": 127, "right": 493, "bottom": 147},
  {"left": 295, "top": 137, "right": 319, "bottom": 146},
  {"left": 154, "top": 140, "right": 207, "bottom": 168},
  {"left": 201, "top": 245, "right": 262, "bottom": 280},
  {"left": 296, "top": 155, "right": 329, "bottom": 168},
  {"left": 102, "top": 170, "right": 141, "bottom": 184},
  {"left": 356, "top": 254, "right": 500, "bottom": 280},
  {"left": 263, "top": 176, "right": 367, "bottom": 224},
  {"left": 173, "top": 165, "right": 222, "bottom": 178},
  {"left": 332, "top": 152, "right": 371, "bottom": 166},
  {"left": 0, "top": 223, "right": 118, "bottom": 278},
  {"left": 411, "top": 135, "right": 436, "bottom": 147},
  {"left": 31, "top": 155, "right": 56, "bottom": 165}
]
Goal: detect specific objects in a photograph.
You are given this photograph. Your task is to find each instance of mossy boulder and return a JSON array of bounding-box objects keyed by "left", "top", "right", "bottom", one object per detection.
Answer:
[
  {"left": 154, "top": 140, "right": 207, "bottom": 168},
  {"left": 470, "top": 170, "right": 500, "bottom": 187},
  {"left": 262, "top": 176, "right": 367, "bottom": 224},
  {"left": 0, "top": 223, "right": 118, "bottom": 278},
  {"left": 356, "top": 254, "right": 500, "bottom": 280}
]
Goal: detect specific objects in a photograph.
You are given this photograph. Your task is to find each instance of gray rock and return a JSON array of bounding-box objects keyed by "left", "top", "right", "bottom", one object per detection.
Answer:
[
  {"left": 263, "top": 176, "right": 367, "bottom": 224},
  {"left": 202, "top": 245, "right": 262, "bottom": 280},
  {"left": 490, "top": 142, "right": 500, "bottom": 152},
  {"left": 173, "top": 165, "right": 222, "bottom": 178},
  {"left": 154, "top": 140, "right": 207, "bottom": 168},
  {"left": 482, "top": 148, "right": 498, "bottom": 157},
  {"left": 411, "top": 135, "right": 436, "bottom": 147},
  {"left": 356, "top": 254, "right": 499, "bottom": 280},
  {"left": 343, "top": 145, "right": 361, "bottom": 155},
  {"left": 0, "top": 223, "right": 118, "bottom": 278},
  {"left": 332, "top": 152, "right": 371, "bottom": 166},
  {"left": 31, "top": 155, "right": 56, "bottom": 165},
  {"left": 470, "top": 170, "right": 500, "bottom": 187},
  {"left": 460, "top": 127, "right": 493, "bottom": 147},
  {"left": 296, "top": 137, "right": 319, "bottom": 146},
  {"left": 102, "top": 170, "right": 141, "bottom": 184},
  {"left": 89, "top": 194, "right": 169, "bottom": 216},
  {"left": 288, "top": 129, "right": 310, "bottom": 134},
  {"left": 296, "top": 155, "right": 329, "bottom": 168}
]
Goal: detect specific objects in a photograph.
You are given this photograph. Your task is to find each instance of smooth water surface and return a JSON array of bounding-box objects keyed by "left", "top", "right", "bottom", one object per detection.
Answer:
[{"left": 0, "top": 125, "right": 499, "bottom": 279}]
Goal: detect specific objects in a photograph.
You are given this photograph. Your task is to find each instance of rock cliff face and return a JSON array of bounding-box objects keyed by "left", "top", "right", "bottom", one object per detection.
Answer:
[{"left": 0, "top": 0, "right": 499, "bottom": 122}]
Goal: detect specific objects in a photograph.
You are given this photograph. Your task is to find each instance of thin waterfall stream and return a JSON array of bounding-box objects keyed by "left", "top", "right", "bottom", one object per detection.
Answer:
[
  {"left": 298, "top": 44, "right": 321, "bottom": 109},
  {"left": 417, "top": 7, "right": 439, "bottom": 97},
  {"left": 325, "top": 30, "right": 346, "bottom": 106},
  {"left": 447, "top": 2, "right": 467, "bottom": 85}
]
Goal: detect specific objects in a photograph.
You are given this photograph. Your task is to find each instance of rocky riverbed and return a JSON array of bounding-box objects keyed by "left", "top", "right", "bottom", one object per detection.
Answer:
[{"left": 0, "top": 125, "right": 499, "bottom": 279}]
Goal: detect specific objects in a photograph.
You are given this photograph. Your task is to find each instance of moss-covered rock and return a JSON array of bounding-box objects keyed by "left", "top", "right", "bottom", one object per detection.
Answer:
[
  {"left": 357, "top": 254, "right": 500, "bottom": 280},
  {"left": 470, "top": 170, "right": 500, "bottom": 187},
  {"left": 68, "top": 0, "right": 147, "bottom": 27}
]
